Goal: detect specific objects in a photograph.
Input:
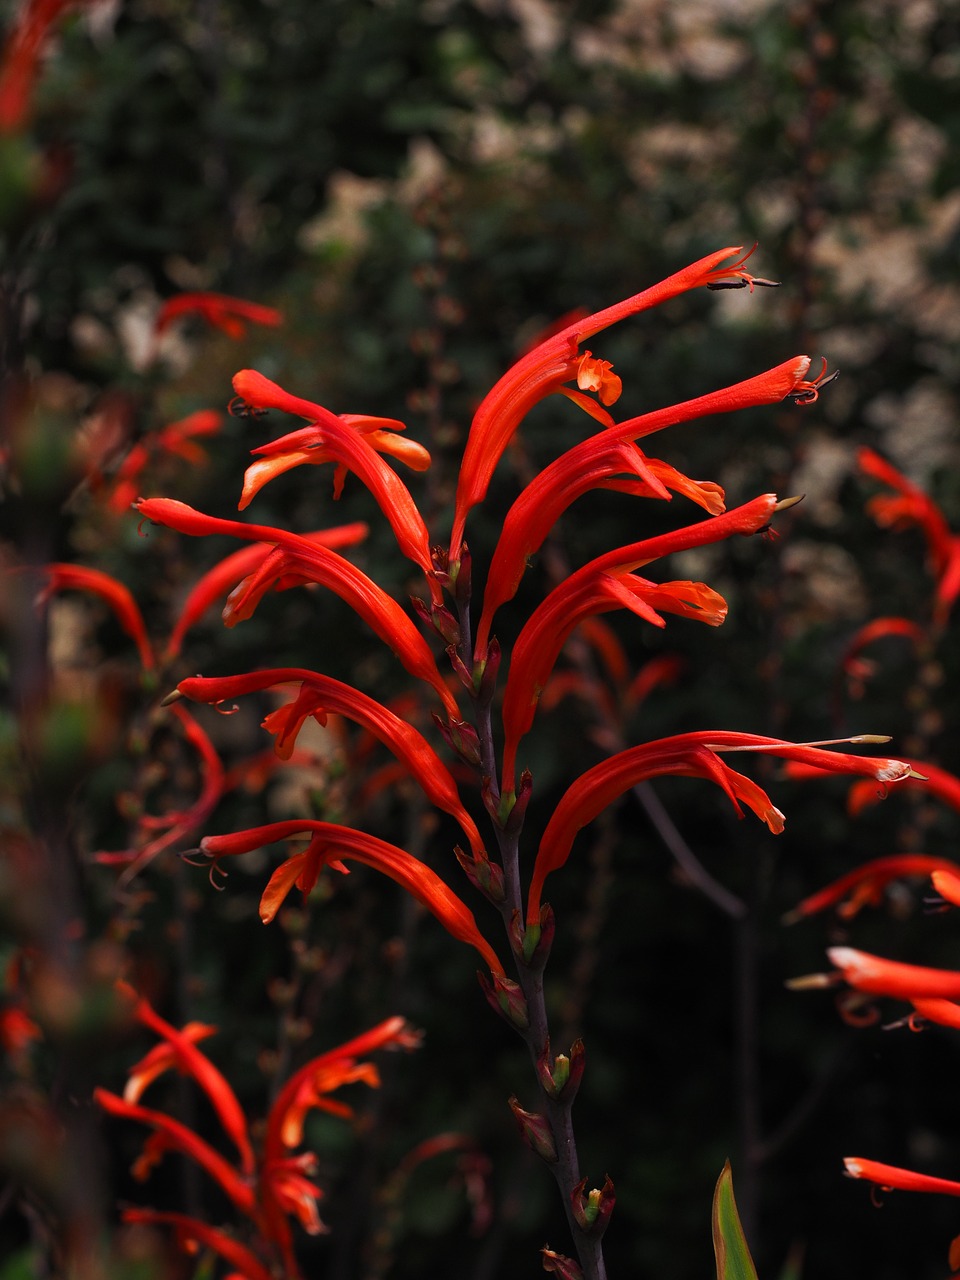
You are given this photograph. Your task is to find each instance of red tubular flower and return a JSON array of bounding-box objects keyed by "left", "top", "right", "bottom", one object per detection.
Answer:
[
  {"left": 154, "top": 293, "right": 282, "bottom": 339},
  {"left": 845, "top": 757, "right": 960, "bottom": 819},
  {"left": 123, "top": 1022, "right": 217, "bottom": 1101},
  {"left": 117, "top": 981, "right": 254, "bottom": 1175},
  {"left": 266, "top": 1017, "right": 419, "bottom": 1154},
  {"left": 474, "top": 354, "right": 820, "bottom": 655},
  {"left": 176, "top": 670, "right": 484, "bottom": 854},
  {"left": 932, "top": 868, "right": 960, "bottom": 907},
  {"left": 120, "top": 1210, "right": 277, "bottom": 1280},
  {"left": 232, "top": 370, "right": 437, "bottom": 589},
  {"left": 527, "top": 734, "right": 911, "bottom": 923},
  {"left": 844, "top": 1157, "right": 960, "bottom": 1198},
  {"left": 94, "top": 1088, "right": 257, "bottom": 1214},
  {"left": 450, "top": 246, "right": 781, "bottom": 553},
  {"left": 38, "top": 563, "right": 154, "bottom": 671},
  {"left": 0, "top": 0, "right": 79, "bottom": 132},
  {"left": 841, "top": 615, "right": 926, "bottom": 695},
  {"left": 859, "top": 447, "right": 960, "bottom": 625},
  {"left": 199, "top": 820, "right": 503, "bottom": 974},
  {"left": 164, "top": 523, "right": 367, "bottom": 660},
  {"left": 908, "top": 998, "right": 960, "bottom": 1031},
  {"left": 783, "top": 854, "right": 960, "bottom": 923},
  {"left": 108, "top": 409, "right": 224, "bottom": 513},
  {"left": 827, "top": 946, "right": 960, "bottom": 1000},
  {"left": 135, "top": 498, "right": 458, "bottom": 716},
  {"left": 500, "top": 494, "right": 779, "bottom": 792}
]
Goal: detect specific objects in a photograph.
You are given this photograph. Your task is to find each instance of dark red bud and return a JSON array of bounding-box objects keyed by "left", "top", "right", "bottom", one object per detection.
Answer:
[
  {"left": 453, "top": 542, "right": 472, "bottom": 607},
  {"left": 540, "top": 1247, "right": 583, "bottom": 1279},
  {"left": 508, "top": 1096, "right": 557, "bottom": 1163},
  {"left": 477, "top": 970, "right": 529, "bottom": 1030},
  {"left": 455, "top": 845, "right": 506, "bottom": 904},
  {"left": 570, "top": 1174, "right": 615, "bottom": 1237}
]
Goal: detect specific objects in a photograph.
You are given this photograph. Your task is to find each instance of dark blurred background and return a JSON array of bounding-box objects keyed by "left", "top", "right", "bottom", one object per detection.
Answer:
[{"left": 2, "top": 1, "right": 960, "bottom": 1278}]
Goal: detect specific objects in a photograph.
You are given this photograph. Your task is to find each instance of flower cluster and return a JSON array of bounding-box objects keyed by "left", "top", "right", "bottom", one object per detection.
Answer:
[
  {"left": 97, "top": 983, "right": 419, "bottom": 1280},
  {"left": 126, "top": 246, "right": 911, "bottom": 1276}
]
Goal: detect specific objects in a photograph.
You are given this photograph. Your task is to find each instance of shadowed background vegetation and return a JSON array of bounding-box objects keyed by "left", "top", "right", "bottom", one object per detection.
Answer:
[{"left": 2, "top": 1, "right": 959, "bottom": 1278}]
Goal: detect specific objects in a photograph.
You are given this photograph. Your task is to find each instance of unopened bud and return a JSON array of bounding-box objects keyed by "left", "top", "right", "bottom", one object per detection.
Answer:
[
  {"left": 510, "top": 903, "right": 555, "bottom": 970},
  {"left": 432, "top": 714, "right": 482, "bottom": 767},
  {"left": 537, "top": 1037, "right": 585, "bottom": 1103},
  {"left": 455, "top": 845, "right": 506, "bottom": 904},
  {"left": 495, "top": 770, "right": 533, "bottom": 832},
  {"left": 453, "top": 542, "right": 472, "bottom": 608},
  {"left": 508, "top": 1096, "right": 557, "bottom": 1163},
  {"left": 570, "top": 1174, "right": 615, "bottom": 1236},
  {"left": 478, "top": 971, "right": 529, "bottom": 1030},
  {"left": 473, "top": 636, "right": 501, "bottom": 705},
  {"left": 540, "top": 1248, "right": 583, "bottom": 1279}
]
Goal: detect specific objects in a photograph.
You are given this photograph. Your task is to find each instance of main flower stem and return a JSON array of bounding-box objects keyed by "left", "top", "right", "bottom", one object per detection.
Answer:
[{"left": 467, "top": 682, "right": 608, "bottom": 1279}]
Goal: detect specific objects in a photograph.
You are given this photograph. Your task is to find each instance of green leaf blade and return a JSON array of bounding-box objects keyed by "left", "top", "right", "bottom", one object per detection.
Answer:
[{"left": 713, "top": 1160, "right": 760, "bottom": 1280}]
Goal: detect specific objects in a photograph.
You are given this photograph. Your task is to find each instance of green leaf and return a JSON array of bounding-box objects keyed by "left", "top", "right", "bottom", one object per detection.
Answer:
[{"left": 712, "top": 1160, "right": 759, "bottom": 1280}]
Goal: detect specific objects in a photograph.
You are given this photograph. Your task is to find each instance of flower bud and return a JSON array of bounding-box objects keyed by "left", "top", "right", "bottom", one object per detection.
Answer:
[
  {"left": 536, "top": 1036, "right": 585, "bottom": 1103},
  {"left": 508, "top": 1096, "right": 557, "bottom": 1163},
  {"left": 455, "top": 845, "right": 506, "bottom": 904},
  {"left": 570, "top": 1175, "right": 615, "bottom": 1237},
  {"left": 477, "top": 971, "right": 529, "bottom": 1030},
  {"left": 473, "top": 636, "right": 501, "bottom": 704},
  {"left": 432, "top": 714, "right": 482, "bottom": 767},
  {"left": 540, "top": 1248, "right": 583, "bottom": 1279},
  {"left": 509, "top": 903, "right": 555, "bottom": 970}
]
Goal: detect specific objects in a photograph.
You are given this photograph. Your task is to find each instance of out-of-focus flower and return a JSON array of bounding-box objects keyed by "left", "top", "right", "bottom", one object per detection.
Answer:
[
  {"left": 107, "top": 409, "right": 223, "bottom": 513},
  {"left": 783, "top": 854, "right": 960, "bottom": 923},
  {"left": 99, "top": 988, "right": 418, "bottom": 1279},
  {"left": 0, "top": 0, "right": 82, "bottom": 133},
  {"left": 154, "top": 293, "right": 282, "bottom": 340},
  {"left": 859, "top": 447, "right": 960, "bottom": 626},
  {"left": 36, "top": 563, "right": 154, "bottom": 671}
]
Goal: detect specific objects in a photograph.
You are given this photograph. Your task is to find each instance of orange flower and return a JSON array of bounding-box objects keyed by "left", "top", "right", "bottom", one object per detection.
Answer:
[
  {"left": 499, "top": 494, "right": 780, "bottom": 792},
  {"left": 450, "top": 246, "right": 780, "bottom": 553},
  {"left": 232, "top": 369, "right": 437, "bottom": 587},
  {"left": 827, "top": 946, "right": 960, "bottom": 1001},
  {"left": 135, "top": 498, "right": 458, "bottom": 716},
  {"left": 198, "top": 820, "right": 503, "bottom": 974}
]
